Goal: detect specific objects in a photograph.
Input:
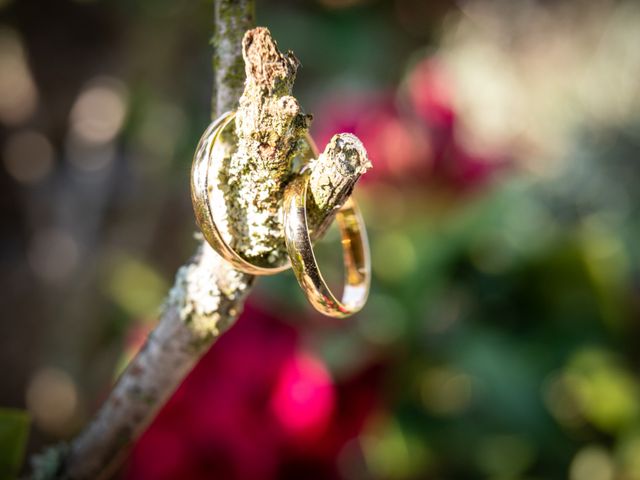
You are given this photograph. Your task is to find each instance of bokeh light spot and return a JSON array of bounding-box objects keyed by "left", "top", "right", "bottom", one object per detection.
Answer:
[
  {"left": 70, "top": 77, "right": 128, "bottom": 145},
  {"left": 358, "top": 293, "right": 407, "bottom": 345},
  {"left": 137, "top": 100, "right": 186, "bottom": 171},
  {"left": 26, "top": 367, "right": 78, "bottom": 436},
  {"left": 105, "top": 254, "right": 168, "bottom": 319},
  {"left": 361, "top": 416, "right": 432, "bottom": 479},
  {"left": 3, "top": 130, "right": 54, "bottom": 184},
  {"left": 469, "top": 231, "right": 514, "bottom": 274},
  {"left": 570, "top": 446, "right": 614, "bottom": 480},
  {"left": 421, "top": 367, "right": 473, "bottom": 416},
  {"left": 0, "top": 27, "right": 38, "bottom": 125},
  {"left": 543, "top": 372, "right": 584, "bottom": 429},
  {"left": 372, "top": 232, "right": 416, "bottom": 283},
  {"left": 617, "top": 433, "right": 640, "bottom": 480},
  {"left": 560, "top": 349, "right": 640, "bottom": 434},
  {"left": 475, "top": 434, "right": 536, "bottom": 478},
  {"left": 28, "top": 228, "right": 79, "bottom": 283}
]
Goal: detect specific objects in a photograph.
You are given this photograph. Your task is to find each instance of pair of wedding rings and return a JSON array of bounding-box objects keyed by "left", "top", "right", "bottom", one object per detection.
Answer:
[{"left": 191, "top": 111, "right": 370, "bottom": 318}]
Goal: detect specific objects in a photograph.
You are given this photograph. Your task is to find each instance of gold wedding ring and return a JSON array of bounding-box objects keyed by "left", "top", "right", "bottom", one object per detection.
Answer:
[
  {"left": 191, "top": 110, "right": 318, "bottom": 275},
  {"left": 283, "top": 172, "right": 371, "bottom": 318}
]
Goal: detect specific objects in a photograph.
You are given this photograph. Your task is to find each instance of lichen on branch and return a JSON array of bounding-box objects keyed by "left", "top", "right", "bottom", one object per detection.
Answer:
[
  {"left": 308, "top": 133, "right": 372, "bottom": 239},
  {"left": 220, "top": 27, "right": 311, "bottom": 265},
  {"left": 215, "top": 27, "right": 371, "bottom": 267}
]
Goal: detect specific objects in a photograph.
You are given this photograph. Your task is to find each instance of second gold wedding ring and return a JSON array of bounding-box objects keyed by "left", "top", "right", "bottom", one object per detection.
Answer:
[{"left": 283, "top": 172, "right": 370, "bottom": 318}]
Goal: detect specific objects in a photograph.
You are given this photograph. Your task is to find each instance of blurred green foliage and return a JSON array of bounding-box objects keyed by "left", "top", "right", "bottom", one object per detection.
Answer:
[{"left": 0, "top": 409, "right": 29, "bottom": 480}]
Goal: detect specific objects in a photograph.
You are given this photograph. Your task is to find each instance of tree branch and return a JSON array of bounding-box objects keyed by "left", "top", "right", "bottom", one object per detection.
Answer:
[
  {"left": 29, "top": 9, "right": 370, "bottom": 480},
  {"left": 212, "top": 0, "right": 254, "bottom": 116}
]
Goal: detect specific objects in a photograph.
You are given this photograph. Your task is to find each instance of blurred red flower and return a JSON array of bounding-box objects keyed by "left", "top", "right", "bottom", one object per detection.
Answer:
[
  {"left": 311, "top": 57, "right": 508, "bottom": 192},
  {"left": 313, "top": 93, "right": 433, "bottom": 184},
  {"left": 406, "top": 57, "right": 456, "bottom": 131},
  {"left": 271, "top": 351, "right": 335, "bottom": 441},
  {"left": 124, "top": 303, "right": 380, "bottom": 480}
]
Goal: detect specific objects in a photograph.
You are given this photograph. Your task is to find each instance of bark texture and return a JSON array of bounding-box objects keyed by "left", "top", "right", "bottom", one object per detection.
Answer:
[
  {"left": 212, "top": 0, "right": 254, "bottom": 115},
  {"left": 29, "top": 8, "right": 370, "bottom": 480}
]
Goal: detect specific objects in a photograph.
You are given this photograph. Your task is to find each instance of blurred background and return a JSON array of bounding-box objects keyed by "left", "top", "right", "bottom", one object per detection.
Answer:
[{"left": 1, "top": 0, "right": 640, "bottom": 478}]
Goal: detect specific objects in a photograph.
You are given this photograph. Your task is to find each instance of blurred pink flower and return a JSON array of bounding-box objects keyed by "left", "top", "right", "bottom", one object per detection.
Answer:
[
  {"left": 124, "top": 303, "right": 380, "bottom": 480},
  {"left": 406, "top": 57, "right": 456, "bottom": 130},
  {"left": 271, "top": 351, "right": 335, "bottom": 441},
  {"left": 313, "top": 93, "right": 433, "bottom": 184},
  {"left": 312, "top": 57, "right": 509, "bottom": 192}
]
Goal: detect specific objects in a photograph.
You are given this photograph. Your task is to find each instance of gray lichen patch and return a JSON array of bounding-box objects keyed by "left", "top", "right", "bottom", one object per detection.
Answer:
[
  {"left": 310, "top": 133, "right": 371, "bottom": 207},
  {"left": 166, "top": 244, "right": 251, "bottom": 343},
  {"left": 217, "top": 27, "right": 312, "bottom": 266},
  {"left": 242, "top": 27, "right": 299, "bottom": 95},
  {"left": 307, "top": 133, "right": 372, "bottom": 239},
  {"left": 30, "top": 444, "right": 69, "bottom": 480},
  {"left": 212, "top": 0, "right": 255, "bottom": 116}
]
